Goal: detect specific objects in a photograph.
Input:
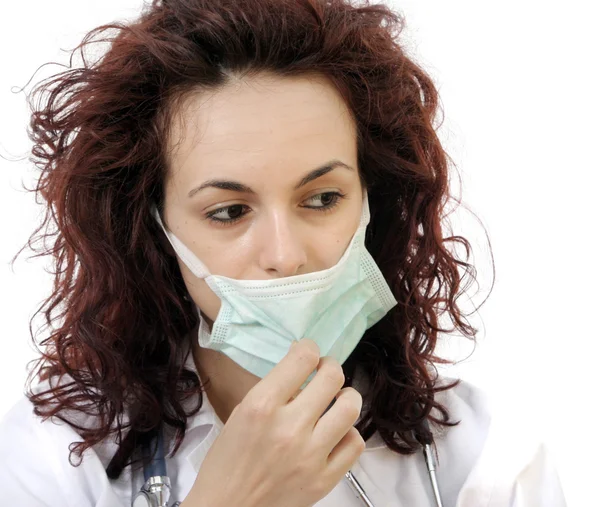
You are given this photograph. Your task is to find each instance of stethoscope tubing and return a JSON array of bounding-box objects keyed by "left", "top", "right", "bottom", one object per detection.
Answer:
[
  {"left": 345, "top": 469, "right": 376, "bottom": 507},
  {"left": 140, "top": 426, "right": 444, "bottom": 507},
  {"left": 142, "top": 425, "right": 167, "bottom": 482},
  {"left": 140, "top": 398, "right": 442, "bottom": 507},
  {"left": 344, "top": 438, "right": 443, "bottom": 507}
]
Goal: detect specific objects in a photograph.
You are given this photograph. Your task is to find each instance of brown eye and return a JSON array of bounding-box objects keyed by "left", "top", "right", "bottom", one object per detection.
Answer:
[
  {"left": 303, "top": 191, "right": 345, "bottom": 210},
  {"left": 319, "top": 193, "right": 335, "bottom": 206},
  {"left": 227, "top": 205, "right": 245, "bottom": 218},
  {"left": 206, "top": 204, "right": 250, "bottom": 225}
]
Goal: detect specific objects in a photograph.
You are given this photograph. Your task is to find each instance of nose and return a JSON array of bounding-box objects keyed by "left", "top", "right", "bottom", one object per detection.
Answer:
[{"left": 257, "top": 209, "right": 307, "bottom": 278}]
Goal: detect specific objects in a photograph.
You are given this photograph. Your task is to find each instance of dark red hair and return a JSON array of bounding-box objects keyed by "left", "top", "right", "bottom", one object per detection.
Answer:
[{"left": 12, "top": 0, "right": 493, "bottom": 479}]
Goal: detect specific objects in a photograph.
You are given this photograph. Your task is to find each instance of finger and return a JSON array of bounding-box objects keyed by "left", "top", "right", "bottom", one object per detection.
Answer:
[
  {"left": 248, "top": 338, "right": 321, "bottom": 406},
  {"left": 312, "top": 388, "right": 363, "bottom": 454},
  {"left": 326, "top": 426, "right": 365, "bottom": 477},
  {"left": 292, "top": 356, "right": 345, "bottom": 424}
]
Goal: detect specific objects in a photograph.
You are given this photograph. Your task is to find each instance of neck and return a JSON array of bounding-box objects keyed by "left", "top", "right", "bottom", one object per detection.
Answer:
[{"left": 189, "top": 320, "right": 262, "bottom": 425}]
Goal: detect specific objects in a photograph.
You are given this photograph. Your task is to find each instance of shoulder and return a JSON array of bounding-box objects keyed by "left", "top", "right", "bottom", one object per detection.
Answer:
[
  {"left": 0, "top": 379, "right": 105, "bottom": 455},
  {"left": 427, "top": 376, "right": 494, "bottom": 495},
  {"left": 429, "top": 374, "right": 493, "bottom": 450},
  {"left": 0, "top": 392, "right": 62, "bottom": 452},
  {"left": 431, "top": 374, "right": 547, "bottom": 463},
  {"left": 434, "top": 375, "right": 492, "bottom": 423},
  {"left": 0, "top": 382, "right": 129, "bottom": 507},
  {"left": 0, "top": 393, "right": 73, "bottom": 504},
  {"left": 434, "top": 377, "right": 568, "bottom": 506}
]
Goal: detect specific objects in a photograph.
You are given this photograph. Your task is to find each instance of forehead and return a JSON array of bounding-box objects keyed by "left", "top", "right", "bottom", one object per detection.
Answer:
[{"left": 165, "top": 73, "right": 358, "bottom": 182}]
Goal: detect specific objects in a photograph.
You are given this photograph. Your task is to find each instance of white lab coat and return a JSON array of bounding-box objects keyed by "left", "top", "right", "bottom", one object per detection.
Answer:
[{"left": 0, "top": 347, "right": 567, "bottom": 507}]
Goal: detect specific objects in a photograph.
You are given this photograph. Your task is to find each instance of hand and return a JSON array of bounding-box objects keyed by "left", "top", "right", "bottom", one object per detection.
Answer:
[{"left": 183, "top": 338, "right": 365, "bottom": 507}]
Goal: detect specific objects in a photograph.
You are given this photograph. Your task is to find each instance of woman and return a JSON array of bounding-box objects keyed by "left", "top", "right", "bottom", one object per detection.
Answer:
[{"left": 0, "top": 0, "right": 566, "bottom": 506}]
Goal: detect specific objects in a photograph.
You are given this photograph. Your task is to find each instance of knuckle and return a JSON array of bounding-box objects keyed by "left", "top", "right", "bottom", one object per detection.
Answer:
[
  {"left": 295, "top": 457, "right": 316, "bottom": 477},
  {"left": 358, "top": 437, "right": 367, "bottom": 451},
  {"left": 296, "top": 339, "right": 321, "bottom": 363},
  {"left": 311, "top": 474, "right": 329, "bottom": 496},
  {"left": 350, "top": 387, "right": 363, "bottom": 406},
  {"left": 341, "top": 387, "right": 362, "bottom": 405},
  {"left": 241, "top": 396, "right": 275, "bottom": 420},
  {"left": 352, "top": 430, "right": 366, "bottom": 452},
  {"left": 295, "top": 342, "right": 321, "bottom": 366},
  {"left": 273, "top": 427, "right": 299, "bottom": 449},
  {"left": 336, "top": 395, "right": 361, "bottom": 420},
  {"left": 321, "top": 360, "right": 345, "bottom": 387}
]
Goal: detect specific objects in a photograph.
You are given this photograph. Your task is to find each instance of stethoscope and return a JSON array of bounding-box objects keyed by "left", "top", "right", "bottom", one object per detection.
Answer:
[
  {"left": 132, "top": 425, "right": 181, "bottom": 507},
  {"left": 131, "top": 419, "right": 444, "bottom": 507}
]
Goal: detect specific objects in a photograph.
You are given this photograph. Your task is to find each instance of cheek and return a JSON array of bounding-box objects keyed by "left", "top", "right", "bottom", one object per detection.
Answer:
[{"left": 321, "top": 215, "right": 361, "bottom": 267}]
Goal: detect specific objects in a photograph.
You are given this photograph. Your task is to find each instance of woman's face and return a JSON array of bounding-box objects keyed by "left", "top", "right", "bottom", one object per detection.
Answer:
[{"left": 162, "top": 72, "right": 364, "bottom": 324}]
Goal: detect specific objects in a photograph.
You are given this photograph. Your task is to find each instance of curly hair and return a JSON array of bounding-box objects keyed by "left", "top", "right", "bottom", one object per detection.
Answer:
[{"left": 11, "top": 0, "right": 493, "bottom": 480}]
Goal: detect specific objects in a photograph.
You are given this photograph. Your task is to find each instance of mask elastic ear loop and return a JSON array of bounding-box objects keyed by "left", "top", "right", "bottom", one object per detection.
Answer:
[
  {"left": 151, "top": 205, "right": 211, "bottom": 279},
  {"left": 360, "top": 188, "right": 371, "bottom": 229}
]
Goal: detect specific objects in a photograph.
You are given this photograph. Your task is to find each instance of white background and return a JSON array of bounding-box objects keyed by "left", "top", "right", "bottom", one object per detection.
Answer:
[{"left": 0, "top": 1, "right": 597, "bottom": 505}]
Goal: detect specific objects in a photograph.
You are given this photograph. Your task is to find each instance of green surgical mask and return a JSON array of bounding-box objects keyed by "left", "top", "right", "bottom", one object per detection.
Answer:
[{"left": 152, "top": 189, "right": 397, "bottom": 384}]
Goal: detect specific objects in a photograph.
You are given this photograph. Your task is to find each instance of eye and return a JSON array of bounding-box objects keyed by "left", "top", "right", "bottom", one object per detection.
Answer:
[
  {"left": 302, "top": 191, "right": 346, "bottom": 211},
  {"left": 205, "top": 204, "right": 250, "bottom": 225},
  {"left": 204, "top": 191, "right": 347, "bottom": 228}
]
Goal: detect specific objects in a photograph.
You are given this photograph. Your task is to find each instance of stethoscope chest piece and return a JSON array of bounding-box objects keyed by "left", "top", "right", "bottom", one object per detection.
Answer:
[
  {"left": 132, "top": 426, "right": 181, "bottom": 507},
  {"left": 132, "top": 475, "right": 176, "bottom": 507},
  {"left": 132, "top": 489, "right": 158, "bottom": 507}
]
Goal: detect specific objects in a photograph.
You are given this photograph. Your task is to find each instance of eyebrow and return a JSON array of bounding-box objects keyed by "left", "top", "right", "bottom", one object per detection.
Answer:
[{"left": 187, "top": 159, "right": 354, "bottom": 198}]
